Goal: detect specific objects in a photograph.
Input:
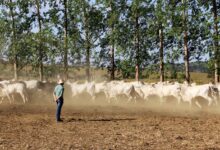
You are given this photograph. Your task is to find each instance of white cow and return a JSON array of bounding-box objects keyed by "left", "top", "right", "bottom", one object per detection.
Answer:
[
  {"left": 94, "top": 82, "right": 107, "bottom": 95},
  {"left": 66, "top": 81, "right": 96, "bottom": 101},
  {"left": 139, "top": 82, "right": 181, "bottom": 104},
  {"left": 139, "top": 84, "right": 157, "bottom": 101},
  {"left": 129, "top": 81, "right": 145, "bottom": 99},
  {"left": 0, "top": 80, "right": 12, "bottom": 103},
  {"left": 0, "top": 85, "right": 10, "bottom": 104},
  {"left": 156, "top": 82, "right": 182, "bottom": 104},
  {"left": 104, "top": 82, "right": 136, "bottom": 103},
  {"left": 216, "top": 83, "right": 220, "bottom": 100},
  {"left": 180, "top": 83, "right": 219, "bottom": 108},
  {"left": 23, "top": 80, "right": 40, "bottom": 90},
  {"left": 0, "top": 82, "right": 29, "bottom": 104},
  {"left": 0, "top": 80, "right": 10, "bottom": 86}
]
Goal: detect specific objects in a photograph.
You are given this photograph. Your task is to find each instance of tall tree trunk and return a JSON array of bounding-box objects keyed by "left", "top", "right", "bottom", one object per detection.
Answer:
[
  {"left": 110, "top": 1, "right": 115, "bottom": 80},
  {"left": 83, "top": 7, "right": 90, "bottom": 82},
  {"left": 85, "top": 24, "right": 90, "bottom": 82},
  {"left": 36, "top": 0, "right": 43, "bottom": 81},
  {"left": 182, "top": 0, "right": 190, "bottom": 83},
  {"left": 85, "top": 28, "right": 90, "bottom": 81},
  {"left": 110, "top": 37, "right": 115, "bottom": 80},
  {"left": 135, "top": 13, "right": 140, "bottom": 81},
  {"left": 13, "top": 56, "right": 18, "bottom": 80},
  {"left": 64, "top": 0, "right": 68, "bottom": 80},
  {"left": 85, "top": 38, "right": 90, "bottom": 82},
  {"left": 9, "top": 0, "right": 17, "bottom": 80},
  {"left": 213, "top": 0, "right": 219, "bottom": 83},
  {"left": 159, "top": 24, "right": 164, "bottom": 82}
]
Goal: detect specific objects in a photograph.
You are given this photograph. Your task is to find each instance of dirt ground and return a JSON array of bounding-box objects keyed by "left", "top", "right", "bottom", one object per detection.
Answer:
[{"left": 1, "top": 95, "right": 220, "bottom": 150}]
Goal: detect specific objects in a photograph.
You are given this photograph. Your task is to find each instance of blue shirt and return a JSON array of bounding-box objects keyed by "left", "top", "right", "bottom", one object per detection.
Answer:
[{"left": 54, "top": 84, "right": 64, "bottom": 99}]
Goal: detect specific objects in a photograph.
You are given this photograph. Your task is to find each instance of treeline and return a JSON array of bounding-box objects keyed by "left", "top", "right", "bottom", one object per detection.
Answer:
[{"left": 0, "top": 0, "right": 219, "bottom": 83}]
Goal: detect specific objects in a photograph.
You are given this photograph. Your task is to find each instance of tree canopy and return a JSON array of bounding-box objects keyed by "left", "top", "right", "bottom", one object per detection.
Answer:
[{"left": 0, "top": 0, "right": 219, "bottom": 82}]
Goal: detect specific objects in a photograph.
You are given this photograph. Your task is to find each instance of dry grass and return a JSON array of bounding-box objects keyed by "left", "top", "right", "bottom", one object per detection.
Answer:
[
  {"left": 0, "top": 63, "right": 212, "bottom": 84},
  {"left": 190, "top": 72, "right": 213, "bottom": 84}
]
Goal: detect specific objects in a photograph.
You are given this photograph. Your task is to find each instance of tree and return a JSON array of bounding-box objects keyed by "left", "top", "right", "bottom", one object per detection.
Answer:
[
  {"left": 97, "top": 0, "right": 126, "bottom": 80},
  {"left": 212, "top": 0, "right": 219, "bottom": 83},
  {"left": 182, "top": 0, "right": 190, "bottom": 83},
  {"left": 0, "top": 0, "right": 217, "bottom": 82},
  {"left": 115, "top": 0, "right": 153, "bottom": 80},
  {"left": 155, "top": 0, "right": 167, "bottom": 82},
  {"left": 131, "top": 0, "right": 141, "bottom": 81},
  {"left": 0, "top": 0, "right": 31, "bottom": 80},
  {"left": 71, "top": 0, "right": 104, "bottom": 81},
  {"left": 63, "top": 0, "right": 68, "bottom": 79},
  {"left": 35, "top": 0, "right": 43, "bottom": 81},
  {"left": 9, "top": 0, "right": 18, "bottom": 80},
  {"left": 47, "top": 0, "right": 70, "bottom": 79}
]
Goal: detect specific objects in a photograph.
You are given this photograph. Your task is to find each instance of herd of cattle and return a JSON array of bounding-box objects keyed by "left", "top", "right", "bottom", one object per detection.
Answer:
[
  {"left": 0, "top": 79, "right": 220, "bottom": 108},
  {"left": 66, "top": 80, "right": 219, "bottom": 108}
]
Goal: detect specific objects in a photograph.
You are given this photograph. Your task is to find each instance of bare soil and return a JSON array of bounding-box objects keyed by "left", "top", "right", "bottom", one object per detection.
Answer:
[{"left": 1, "top": 95, "right": 220, "bottom": 150}]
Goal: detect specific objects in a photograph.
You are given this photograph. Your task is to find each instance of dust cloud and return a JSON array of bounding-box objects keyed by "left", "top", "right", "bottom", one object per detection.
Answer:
[{"left": 1, "top": 85, "right": 220, "bottom": 149}]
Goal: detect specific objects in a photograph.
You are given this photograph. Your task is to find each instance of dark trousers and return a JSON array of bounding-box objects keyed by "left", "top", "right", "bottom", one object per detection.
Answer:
[{"left": 56, "top": 98, "right": 63, "bottom": 121}]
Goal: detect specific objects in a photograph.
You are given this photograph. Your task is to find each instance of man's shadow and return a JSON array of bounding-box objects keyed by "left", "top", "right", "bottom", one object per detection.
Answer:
[{"left": 66, "top": 118, "right": 136, "bottom": 122}]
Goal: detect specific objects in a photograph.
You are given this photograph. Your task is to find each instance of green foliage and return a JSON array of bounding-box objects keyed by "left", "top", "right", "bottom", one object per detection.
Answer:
[
  {"left": 0, "top": 0, "right": 219, "bottom": 80},
  {"left": 207, "top": 59, "right": 215, "bottom": 78},
  {"left": 116, "top": 59, "right": 135, "bottom": 79},
  {"left": 178, "top": 72, "right": 185, "bottom": 80}
]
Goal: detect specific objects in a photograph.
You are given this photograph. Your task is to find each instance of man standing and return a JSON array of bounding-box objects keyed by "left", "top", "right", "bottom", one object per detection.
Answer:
[{"left": 53, "top": 79, "right": 64, "bottom": 122}]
